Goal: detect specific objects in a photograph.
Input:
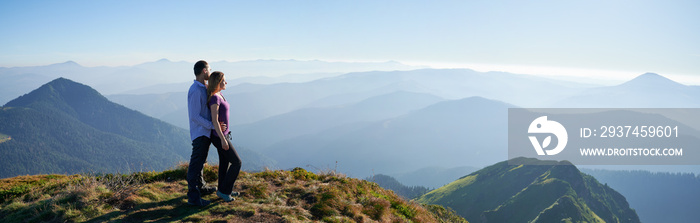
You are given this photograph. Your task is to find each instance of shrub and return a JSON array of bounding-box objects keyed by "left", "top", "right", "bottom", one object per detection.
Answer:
[
  {"left": 256, "top": 170, "right": 284, "bottom": 180},
  {"left": 292, "top": 167, "right": 318, "bottom": 181}
]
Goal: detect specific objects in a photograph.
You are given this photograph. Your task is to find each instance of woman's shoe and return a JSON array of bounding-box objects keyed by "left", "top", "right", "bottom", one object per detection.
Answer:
[
  {"left": 216, "top": 190, "right": 235, "bottom": 202},
  {"left": 231, "top": 191, "right": 240, "bottom": 197}
]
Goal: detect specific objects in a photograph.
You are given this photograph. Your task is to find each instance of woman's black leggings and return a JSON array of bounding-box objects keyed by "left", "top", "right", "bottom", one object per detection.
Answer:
[{"left": 211, "top": 133, "right": 242, "bottom": 194}]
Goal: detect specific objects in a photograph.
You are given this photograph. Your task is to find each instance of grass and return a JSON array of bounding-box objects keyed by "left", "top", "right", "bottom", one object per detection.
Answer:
[
  {"left": 417, "top": 174, "right": 478, "bottom": 204},
  {"left": 0, "top": 163, "right": 467, "bottom": 222}
]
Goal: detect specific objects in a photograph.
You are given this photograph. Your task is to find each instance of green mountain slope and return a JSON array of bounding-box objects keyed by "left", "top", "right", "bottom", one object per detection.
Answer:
[
  {"left": 0, "top": 105, "right": 181, "bottom": 176},
  {"left": 0, "top": 165, "right": 467, "bottom": 222},
  {"left": 0, "top": 78, "right": 191, "bottom": 177},
  {"left": 416, "top": 157, "right": 640, "bottom": 223},
  {"left": 4, "top": 77, "right": 190, "bottom": 150}
]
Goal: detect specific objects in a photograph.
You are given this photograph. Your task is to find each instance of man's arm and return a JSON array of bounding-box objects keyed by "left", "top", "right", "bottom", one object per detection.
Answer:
[{"left": 188, "top": 89, "right": 215, "bottom": 130}]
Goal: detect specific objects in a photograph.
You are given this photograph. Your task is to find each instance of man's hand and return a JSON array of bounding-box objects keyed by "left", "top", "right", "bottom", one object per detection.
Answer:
[{"left": 220, "top": 123, "right": 227, "bottom": 132}]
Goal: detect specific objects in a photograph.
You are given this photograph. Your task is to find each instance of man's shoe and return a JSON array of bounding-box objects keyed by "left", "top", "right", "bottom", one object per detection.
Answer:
[
  {"left": 200, "top": 185, "right": 217, "bottom": 195},
  {"left": 187, "top": 198, "right": 211, "bottom": 207},
  {"left": 216, "top": 190, "right": 235, "bottom": 202},
  {"left": 230, "top": 191, "right": 240, "bottom": 197}
]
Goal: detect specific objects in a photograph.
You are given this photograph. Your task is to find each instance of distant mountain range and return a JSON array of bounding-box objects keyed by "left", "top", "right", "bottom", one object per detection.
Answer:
[
  {"left": 216, "top": 71, "right": 700, "bottom": 176},
  {"left": 555, "top": 72, "right": 700, "bottom": 108},
  {"left": 108, "top": 68, "right": 596, "bottom": 129},
  {"left": 417, "top": 157, "right": 640, "bottom": 223},
  {"left": 260, "top": 96, "right": 514, "bottom": 177},
  {"left": 0, "top": 59, "right": 423, "bottom": 105},
  {"left": 0, "top": 78, "right": 274, "bottom": 178},
  {"left": 107, "top": 91, "right": 187, "bottom": 127},
  {"left": 108, "top": 70, "right": 700, "bottom": 144},
  {"left": 233, "top": 91, "right": 444, "bottom": 150}
]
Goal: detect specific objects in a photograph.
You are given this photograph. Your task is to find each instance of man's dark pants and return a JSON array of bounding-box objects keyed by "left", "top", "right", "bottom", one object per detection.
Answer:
[{"left": 187, "top": 136, "right": 211, "bottom": 203}]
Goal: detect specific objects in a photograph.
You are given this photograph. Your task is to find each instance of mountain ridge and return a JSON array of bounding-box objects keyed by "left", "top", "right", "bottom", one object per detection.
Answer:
[{"left": 417, "top": 157, "right": 640, "bottom": 223}]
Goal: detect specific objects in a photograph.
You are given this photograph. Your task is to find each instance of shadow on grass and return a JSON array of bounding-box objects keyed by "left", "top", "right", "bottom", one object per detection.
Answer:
[{"left": 87, "top": 196, "right": 215, "bottom": 222}]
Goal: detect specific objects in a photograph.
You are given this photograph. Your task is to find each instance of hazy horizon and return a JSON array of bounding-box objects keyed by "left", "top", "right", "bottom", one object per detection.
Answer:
[
  {"left": 1, "top": 1, "right": 698, "bottom": 83},
  {"left": 3, "top": 58, "right": 697, "bottom": 86}
]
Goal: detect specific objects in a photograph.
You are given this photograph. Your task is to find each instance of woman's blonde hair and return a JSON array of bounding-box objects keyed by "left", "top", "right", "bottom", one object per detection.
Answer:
[{"left": 207, "top": 71, "right": 225, "bottom": 102}]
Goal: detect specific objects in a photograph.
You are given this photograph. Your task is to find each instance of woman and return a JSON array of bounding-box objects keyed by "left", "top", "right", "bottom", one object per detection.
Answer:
[{"left": 207, "top": 71, "right": 242, "bottom": 202}]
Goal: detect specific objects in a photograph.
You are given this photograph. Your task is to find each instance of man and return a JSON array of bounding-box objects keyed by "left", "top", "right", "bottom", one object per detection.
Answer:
[{"left": 186, "top": 60, "right": 218, "bottom": 206}]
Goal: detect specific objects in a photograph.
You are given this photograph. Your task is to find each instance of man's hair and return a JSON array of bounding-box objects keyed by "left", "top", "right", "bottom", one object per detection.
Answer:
[{"left": 194, "top": 60, "right": 208, "bottom": 76}]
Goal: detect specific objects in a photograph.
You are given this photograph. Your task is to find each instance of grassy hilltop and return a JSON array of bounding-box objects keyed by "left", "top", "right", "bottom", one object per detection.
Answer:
[
  {"left": 0, "top": 163, "right": 465, "bottom": 222},
  {"left": 417, "top": 158, "right": 640, "bottom": 223}
]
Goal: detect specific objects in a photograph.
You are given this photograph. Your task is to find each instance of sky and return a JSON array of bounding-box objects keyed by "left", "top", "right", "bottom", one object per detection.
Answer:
[{"left": 1, "top": 0, "right": 699, "bottom": 83}]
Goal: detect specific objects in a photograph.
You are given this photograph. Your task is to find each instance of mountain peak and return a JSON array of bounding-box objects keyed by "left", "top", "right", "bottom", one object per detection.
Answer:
[
  {"left": 640, "top": 72, "right": 661, "bottom": 77},
  {"left": 49, "top": 76, "right": 78, "bottom": 84},
  {"left": 48, "top": 60, "right": 82, "bottom": 68},
  {"left": 634, "top": 72, "right": 666, "bottom": 81},
  {"left": 45, "top": 77, "right": 93, "bottom": 92},
  {"left": 621, "top": 72, "right": 682, "bottom": 88},
  {"left": 4, "top": 78, "right": 103, "bottom": 112}
]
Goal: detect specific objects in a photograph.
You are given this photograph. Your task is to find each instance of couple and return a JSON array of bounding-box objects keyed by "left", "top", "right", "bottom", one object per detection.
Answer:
[{"left": 186, "top": 60, "right": 242, "bottom": 206}]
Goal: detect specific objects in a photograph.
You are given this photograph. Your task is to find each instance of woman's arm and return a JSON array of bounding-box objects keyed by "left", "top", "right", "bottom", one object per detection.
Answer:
[{"left": 210, "top": 103, "right": 229, "bottom": 150}]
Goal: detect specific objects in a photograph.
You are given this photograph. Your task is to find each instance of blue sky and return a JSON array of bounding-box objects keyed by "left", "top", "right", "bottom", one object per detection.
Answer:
[{"left": 1, "top": 0, "right": 698, "bottom": 81}]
